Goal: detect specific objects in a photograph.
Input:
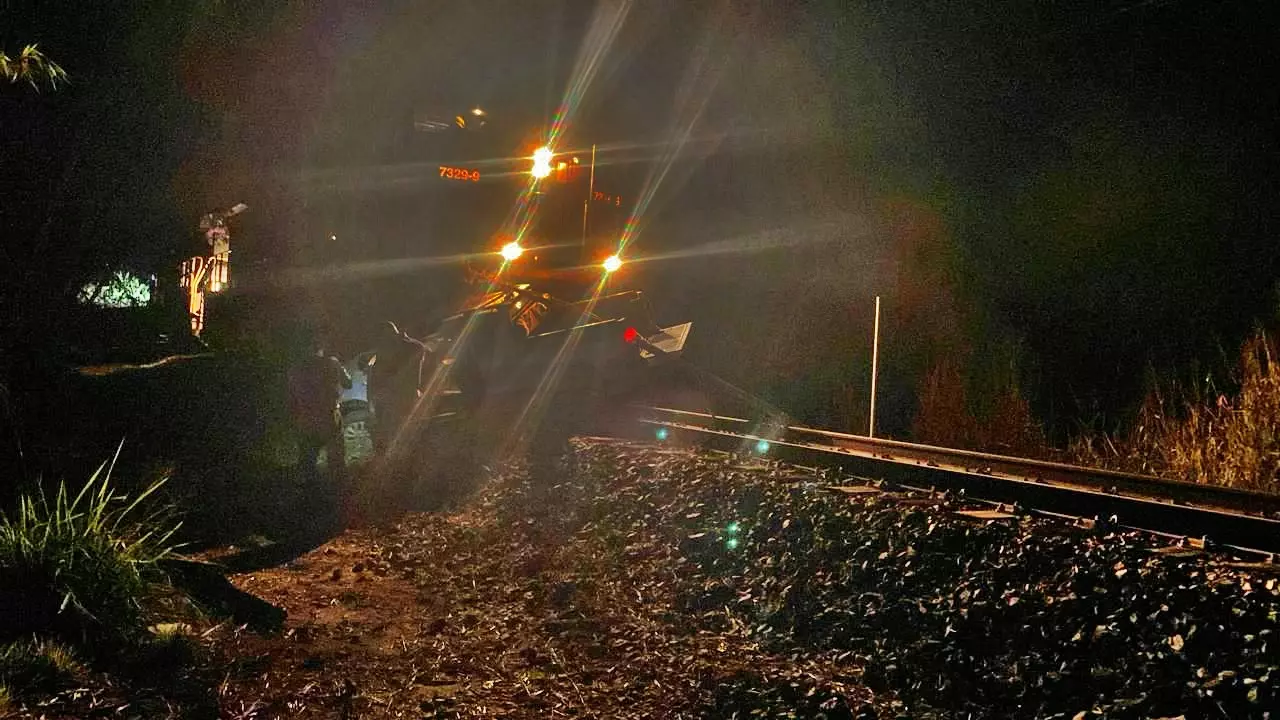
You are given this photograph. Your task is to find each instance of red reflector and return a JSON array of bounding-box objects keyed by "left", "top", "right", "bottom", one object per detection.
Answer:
[{"left": 623, "top": 327, "right": 639, "bottom": 344}]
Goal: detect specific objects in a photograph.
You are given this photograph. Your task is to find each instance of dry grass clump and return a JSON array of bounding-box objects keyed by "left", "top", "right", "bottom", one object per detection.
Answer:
[
  {"left": 1071, "top": 332, "right": 1280, "bottom": 493},
  {"left": 0, "top": 638, "right": 84, "bottom": 698},
  {"left": 913, "top": 354, "right": 1048, "bottom": 458}
]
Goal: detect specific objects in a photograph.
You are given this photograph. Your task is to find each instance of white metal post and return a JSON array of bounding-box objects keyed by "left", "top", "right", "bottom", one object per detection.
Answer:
[{"left": 869, "top": 295, "right": 881, "bottom": 438}]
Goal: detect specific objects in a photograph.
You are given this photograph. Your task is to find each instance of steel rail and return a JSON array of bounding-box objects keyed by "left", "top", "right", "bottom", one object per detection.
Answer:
[
  {"left": 634, "top": 406, "right": 1280, "bottom": 556},
  {"left": 636, "top": 406, "right": 1280, "bottom": 517}
]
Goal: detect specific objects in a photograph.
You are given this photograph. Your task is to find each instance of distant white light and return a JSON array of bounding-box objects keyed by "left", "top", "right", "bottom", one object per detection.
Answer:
[
  {"left": 602, "top": 255, "right": 623, "bottom": 273},
  {"left": 471, "top": 107, "right": 485, "bottom": 116},
  {"left": 501, "top": 241, "right": 524, "bottom": 261}
]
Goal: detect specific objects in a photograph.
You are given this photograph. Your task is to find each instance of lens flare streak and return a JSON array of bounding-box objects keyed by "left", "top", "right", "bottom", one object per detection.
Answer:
[{"left": 612, "top": 3, "right": 736, "bottom": 261}]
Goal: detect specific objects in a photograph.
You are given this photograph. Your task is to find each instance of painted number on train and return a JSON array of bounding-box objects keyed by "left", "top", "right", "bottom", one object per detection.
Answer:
[
  {"left": 593, "top": 190, "right": 622, "bottom": 206},
  {"left": 439, "top": 166, "right": 480, "bottom": 182}
]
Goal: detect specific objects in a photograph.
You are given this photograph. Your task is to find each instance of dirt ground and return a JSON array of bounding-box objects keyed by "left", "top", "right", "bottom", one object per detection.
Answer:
[
  {"left": 13, "top": 433, "right": 1275, "bottom": 718},
  {"left": 192, "top": 438, "right": 883, "bottom": 719}
]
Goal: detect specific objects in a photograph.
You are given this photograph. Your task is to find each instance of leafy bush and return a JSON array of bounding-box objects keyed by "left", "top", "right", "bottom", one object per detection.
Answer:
[
  {"left": 1071, "top": 331, "right": 1280, "bottom": 492},
  {"left": 0, "top": 447, "right": 182, "bottom": 649}
]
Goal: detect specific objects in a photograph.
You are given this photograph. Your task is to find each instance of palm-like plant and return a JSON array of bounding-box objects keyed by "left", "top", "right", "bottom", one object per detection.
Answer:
[{"left": 1, "top": 44, "right": 67, "bottom": 90}]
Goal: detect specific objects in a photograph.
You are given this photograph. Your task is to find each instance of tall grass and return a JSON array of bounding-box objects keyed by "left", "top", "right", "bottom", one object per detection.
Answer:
[
  {"left": 0, "top": 445, "right": 182, "bottom": 649},
  {"left": 1070, "top": 332, "right": 1280, "bottom": 493},
  {"left": 913, "top": 354, "right": 1048, "bottom": 458}
]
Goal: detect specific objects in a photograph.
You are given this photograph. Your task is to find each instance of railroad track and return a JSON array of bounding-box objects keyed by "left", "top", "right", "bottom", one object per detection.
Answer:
[{"left": 633, "top": 405, "right": 1280, "bottom": 559}]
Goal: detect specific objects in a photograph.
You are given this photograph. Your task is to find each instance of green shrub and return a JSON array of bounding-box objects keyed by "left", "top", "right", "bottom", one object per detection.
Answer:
[{"left": 0, "top": 446, "right": 182, "bottom": 649}]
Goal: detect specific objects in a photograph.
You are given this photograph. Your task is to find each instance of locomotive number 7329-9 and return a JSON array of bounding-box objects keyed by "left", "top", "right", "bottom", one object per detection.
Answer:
[{"left": 439, "top": 166, "right": 480, "bottom": 182}]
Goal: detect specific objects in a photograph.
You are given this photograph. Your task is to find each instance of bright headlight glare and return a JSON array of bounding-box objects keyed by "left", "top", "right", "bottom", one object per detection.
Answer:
[
  {"left": 500, "top": 242, "right": 524, "bottom": 261},
  {"left": 531, "top": 146, "right": 553, "bottom": 179}
]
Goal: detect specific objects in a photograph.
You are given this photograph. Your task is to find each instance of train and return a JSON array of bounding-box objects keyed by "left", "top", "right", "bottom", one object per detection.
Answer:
[{"left": 349, "top": 108, "right": 694, "bottom": 487}]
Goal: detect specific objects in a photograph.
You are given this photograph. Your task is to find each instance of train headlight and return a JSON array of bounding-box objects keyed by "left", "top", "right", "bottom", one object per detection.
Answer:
[
  {"left": 531, "top": 147, "right": 553, "bottom": 179},
  {"left": 500, "top": 242, "right": 524, "bottom": 261}
]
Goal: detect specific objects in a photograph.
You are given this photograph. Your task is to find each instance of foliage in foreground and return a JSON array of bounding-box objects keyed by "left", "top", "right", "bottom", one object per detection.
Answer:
[
  {"left": 1071, "top": 332, "right": 1280, "bottom": 492},
  {"left": 0, "top": 448, "right": 182, "bottom": 649},
  {"left": 0, "top": 44, "right": 67, "bottom": 90},
  {"left": 0, "top": 639, "right": 84, "bottom": 698}
]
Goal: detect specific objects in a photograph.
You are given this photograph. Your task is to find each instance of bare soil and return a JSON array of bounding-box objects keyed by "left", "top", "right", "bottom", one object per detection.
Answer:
[{"left": 197, "top": 441, "right": 882, "bottom": 719}]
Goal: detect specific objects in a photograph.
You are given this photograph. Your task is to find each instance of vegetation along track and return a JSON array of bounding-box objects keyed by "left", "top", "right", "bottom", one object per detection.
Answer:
[{"left": 633, "top": 406, "right": 1280, "bottom": 558}]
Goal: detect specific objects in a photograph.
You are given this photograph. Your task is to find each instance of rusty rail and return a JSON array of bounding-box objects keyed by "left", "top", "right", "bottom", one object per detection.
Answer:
[{"left": 634, "top": 405, "right": 1280, "bottom": 556}]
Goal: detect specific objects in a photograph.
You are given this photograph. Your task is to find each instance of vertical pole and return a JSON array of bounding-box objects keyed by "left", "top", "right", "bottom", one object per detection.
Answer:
[
  {"left": 582, "top": 143, "right": 597, "bottom": 250},
  {"left": 869, "top": 295, "right": 881, "bottom": 438}
]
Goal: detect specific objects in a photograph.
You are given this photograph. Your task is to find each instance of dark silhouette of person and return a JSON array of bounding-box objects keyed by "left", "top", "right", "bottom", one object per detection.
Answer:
[
  {"left": 287, "top": 338, "right": 352, "bottom": 485},
  {"left": 368, "top": 321, "right": 425, "bottom": 455}
]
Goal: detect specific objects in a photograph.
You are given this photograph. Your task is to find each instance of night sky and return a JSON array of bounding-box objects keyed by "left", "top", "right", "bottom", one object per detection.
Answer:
[{"left": 3, "top": 0, "right": 1278, "bottom": 438}]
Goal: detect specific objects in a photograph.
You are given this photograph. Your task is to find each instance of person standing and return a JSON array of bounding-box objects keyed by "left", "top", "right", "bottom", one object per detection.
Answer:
[
  {"left": 287, "top": 338, "right": 352, "bottom": 485},
  {"left": 368, "top": 321, "right": 425, "bottom": 455}
]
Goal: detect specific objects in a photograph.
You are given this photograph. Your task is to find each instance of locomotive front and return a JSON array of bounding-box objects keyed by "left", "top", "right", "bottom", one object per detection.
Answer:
[{"left": 380, "top": 111, "right": 692, "bottom": 464}]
